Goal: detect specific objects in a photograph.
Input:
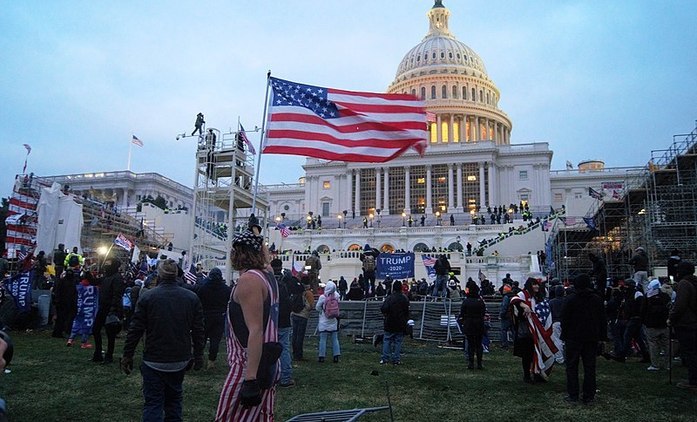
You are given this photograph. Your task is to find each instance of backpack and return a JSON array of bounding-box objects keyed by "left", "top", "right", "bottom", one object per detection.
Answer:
[
  {"left": 363, "top": 255, "right": 376, "bottom": 272},
  {"left": 122, "top": 287, "right": 132, "bottom": 310},
  {"left": 324, "top": 293, "right": 340, "bottom": 319}
]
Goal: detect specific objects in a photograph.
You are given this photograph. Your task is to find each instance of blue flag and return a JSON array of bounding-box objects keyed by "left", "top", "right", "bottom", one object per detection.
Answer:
[{"left": 5, "top": 271, "right": 32, "bottom": 313}]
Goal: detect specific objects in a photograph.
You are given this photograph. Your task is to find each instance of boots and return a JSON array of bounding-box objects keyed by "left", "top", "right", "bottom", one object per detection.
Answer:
[{"left": 333, "top": 355, "right": 340, "bottom": 363}]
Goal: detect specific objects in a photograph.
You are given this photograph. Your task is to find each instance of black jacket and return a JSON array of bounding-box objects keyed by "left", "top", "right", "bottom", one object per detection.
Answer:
[
  {"left": 53, "top": 268, "right": 79, "bottom": 308},
  {"left": 561, "top": 289, "right": 607, "bottom": 342},
  {"left": 196, "top": 277, "right": 231, "bottom": 318},
  {"left": 630, "top": 251, "right": 649, "bottom": 271},
  {"left": 641, "top": 292, "right": 670, "bottom": 328},
  {"left": 275, "top": 271, "right": 302, "bottom": 329},
  {"left": 670, "top": 275, "right": 697, "bottom": 329},
  {"left": 381, "top": 292, "right": 410, "bottom": 333},
  {"left": 458, "top": 296, "right": 486, "bottom": 336},
  {"left": 123, "top": 278, "right": 205, "bottom": 363},
  {"left": 98, "top": 272, "right": 124, "bottom": 317}
]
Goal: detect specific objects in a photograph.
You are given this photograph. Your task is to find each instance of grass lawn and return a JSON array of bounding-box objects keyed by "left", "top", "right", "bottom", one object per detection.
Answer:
[{"left": 1, "top": 330, "right": 695, "bottom": 421}]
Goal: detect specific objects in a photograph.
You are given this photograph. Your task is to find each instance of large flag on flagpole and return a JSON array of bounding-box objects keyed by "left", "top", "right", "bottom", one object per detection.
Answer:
[
  {"left": 263, "top": 76, "right": 427, "bottom": 162},
  {"left": 22, "top": 144, "right": 31, "bottom": 174},
  {"left": 131, "top": 135, "right": 144, "bottom": 147}
]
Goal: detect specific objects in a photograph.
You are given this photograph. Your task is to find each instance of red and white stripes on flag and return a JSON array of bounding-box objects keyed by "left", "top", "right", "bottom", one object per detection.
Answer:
[
  {"left": 510, "top": 291, "right": 558, "bottom": 380},
  {"left": 5, "top": 180, "right": 39, "bottom": 258},
  {"left": 263, "top": 77, "right": 427, "bottom": 163},
  {"left": 184, "top": 264, "right": 197, "bottom": 284},
  {"left": 132, "top": 135, "right": 143, "bottom": 147},
  {"left": 114, "top": 233, "right": 134, "bottom": 251}
]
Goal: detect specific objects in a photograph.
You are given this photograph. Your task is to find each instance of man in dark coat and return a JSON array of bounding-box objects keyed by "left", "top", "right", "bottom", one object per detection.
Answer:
[
  {"left": 561, "top": 274, "right": 607, "bottom": 404},
  {"left": 51, "top": 256, "right": 80, "bottom": 338},
  {"left": 52, "top": 244, "right": 67, "bottom": 280},
  {"left": 92, "top": 258, "right": 124, "bottom": 363},
  {"left": 195, "top": 267, "right": 230, "bottom": 369},
  {"left": 121, "top": 259, "right": 205, "bottom": 421},
  {"left": 380, "top": 280, "right": 410, "bottom": 365},
  {"left": 459, "top": 281, "right": 486, "bottom": 369},
  {"left": 668, "top": 261, "right": 697, "bottom": 389},
  {"left": 588, "top": 253, "right": 608, "bottom": 295}
]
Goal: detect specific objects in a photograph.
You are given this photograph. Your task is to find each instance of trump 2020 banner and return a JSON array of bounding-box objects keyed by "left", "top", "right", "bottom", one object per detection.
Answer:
[
  {"left": 6, "top": 271, "right": 32, "bottom": 313},
  {"left": 377, "top": 252, "right": 415, "bottom": 279}
]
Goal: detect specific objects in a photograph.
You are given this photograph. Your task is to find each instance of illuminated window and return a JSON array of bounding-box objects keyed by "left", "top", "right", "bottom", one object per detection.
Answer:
[
  {"left": 430, "top": 122, "right": 437, "bottom": 143},
  {"left": 453, "top": 121, "right": 460, "bottom": 142},
  {"left": 441, "top": 121, "right": 449, "bottom": 142},
  {"left": 437, "top": 176, "right": 446, "bottom": 183},
  {"left": 323, "top": 181, "right": 331, "bottom": 189},
  {"left": 417, "top": 177, "right": 426, "bottom": 184},
  {"left": 467, "top": 175, "right": 477, "bottom": 181}
]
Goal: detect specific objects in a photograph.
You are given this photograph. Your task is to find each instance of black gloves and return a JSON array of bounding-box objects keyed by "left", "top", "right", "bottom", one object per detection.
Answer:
[
  {"left": 120, "top": 356, "right": 134, "bottom": 375},
  {"left": 239, "top": 379, "right": 262, "bottom": 407},
  {"left": 193, "top": 356, "right": 204, "bottom": 371}
]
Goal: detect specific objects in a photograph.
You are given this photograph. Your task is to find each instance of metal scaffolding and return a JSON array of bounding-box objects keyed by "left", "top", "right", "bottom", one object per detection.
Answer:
[
  {"left": 188, "top": 128, "right": 269, "bottom": 280},
  {"left": 548, "top": 121, "right": 697, "bottom": 281}
]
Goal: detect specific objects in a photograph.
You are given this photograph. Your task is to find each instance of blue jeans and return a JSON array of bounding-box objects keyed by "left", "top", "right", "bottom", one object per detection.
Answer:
[
  {"left": 278, "top": 326, "right": 293, "bottom": 383},
  {"left": 500, "top": 319, "right": 513, "bottom": 348},
  {"left": 381, "top": 331, "right": 404, "bottom": 363},
  {"left": 318, "top": 331, "right": 340, "bottom": 358},
  {"left": 435, "top": 275, "right": 448, "bottom": 297},
  {"left": 291, "top": 315, "right": 308, "bottom": 359},
  {"left": 140, "top": 362, "right": 185, "bottom": 422}
]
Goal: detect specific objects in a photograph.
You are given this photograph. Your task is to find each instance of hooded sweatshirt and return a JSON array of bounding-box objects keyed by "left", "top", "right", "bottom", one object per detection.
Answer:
[
  {"left": 315, "top": 281, "right": 339, "bottom": 332},
  {"left": 670, "top": 275, "right": 697, "bottom": 329},
  {"left": 642, "top": 280, "right": 670, "bottom": 329}
]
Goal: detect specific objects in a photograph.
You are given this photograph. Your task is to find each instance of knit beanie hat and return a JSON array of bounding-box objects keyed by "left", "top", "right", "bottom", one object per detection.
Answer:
[{"left": 158, "top": 259, "right": 178, "bottom": 280}]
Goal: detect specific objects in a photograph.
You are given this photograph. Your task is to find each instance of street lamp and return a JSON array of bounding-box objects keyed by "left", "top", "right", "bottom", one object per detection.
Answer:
[
  {"left": 401, "top": 211, "right": 406, "bottom": 226},
  {"left": 306, "top": 215, "right": 312, "bottom": 229},
  {"left": 338, "top": 214, "right": 343, "bottom": 229},
  {"left": 435, "top": 211, "right": 441, "bottom": 226},
  {"left": 369, "top": 213, "right": 374, "bottom": 228}
]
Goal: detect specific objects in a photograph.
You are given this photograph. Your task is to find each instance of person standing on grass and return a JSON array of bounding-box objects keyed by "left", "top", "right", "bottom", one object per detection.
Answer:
[
  {"left": 316, "top": 281, "right": 341, "bottom": 363},
  {"left": 66, "top": 270, "right": 98, "bottom": 349},
  {"left": 291, "top": 274, "right": 315, "bottom": 361},
  {"left": 641, "top": 279, "right": 670, "bottom": 371},
  {"left": 196, "top": 267, "right": 231, "bottom": 370},
  {"left": 271, "top": 258, "right": 302, "bottom": 388},
  {"left": 459, "top": 280, "right": 486, "bottom": 370},
  {"left": 561, "top": 274, "right": 606, "bottom": 404},
  {"left": 91, "top": 258, "right": 124, "bottom": 364},
  {"left": 380, "top": 280, "right": 410, "bottom": 365},
  {"left": 668, "top": 261, "right": 697, "bottom": 390},
  {"left": 499, "top": 284, "right": 515, "bottom": 350},
  {"left": 121, "top": 259, "right": 205, "bottom": 422},
  {"left": 549, "top": 285, "right": 566, "bottom": 364},
  {"left": 216, "top": 230, "right": 279, "bottom": 421},
  {"left": 52, "top": 256, "right": 80, "bottom": 338}
]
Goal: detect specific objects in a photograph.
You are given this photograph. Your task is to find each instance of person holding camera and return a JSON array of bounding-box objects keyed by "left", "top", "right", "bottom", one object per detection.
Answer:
[{"left": 121, "top": 259, "right": 205, "bottom": 421}]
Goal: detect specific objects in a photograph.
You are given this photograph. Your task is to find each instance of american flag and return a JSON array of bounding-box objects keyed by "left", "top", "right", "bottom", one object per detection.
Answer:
[
  {"left": 421, "top": 255, "right": 437, "bottom": 267},
  {"left": 238, "top": 124, "right": 256, "bottom": 155},
  {"left": 184, "top": 264, "right": 197, "bottom": 284},
  {"left": 588, "top": 187, "right": 603, "bottom": 200},
  {"left": 276, "top": 223, "right": 291, "bottom": 238},
  {"left": 511, "top": 292, "right": 558, "bottom": 380},
  {"left": 263, "top": 77, "right": 427, "bottom": 162},
  {"left": 131, "top": 135, "right": 143, "bottom": 147},
  {"left": 114, "top": 233, "right": 133, "bottom": 251}
]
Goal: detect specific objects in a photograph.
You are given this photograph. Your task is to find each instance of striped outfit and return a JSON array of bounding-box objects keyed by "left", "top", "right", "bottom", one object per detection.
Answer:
[{"left": 216, "top": 269, "right": 279, "bottom": 421}]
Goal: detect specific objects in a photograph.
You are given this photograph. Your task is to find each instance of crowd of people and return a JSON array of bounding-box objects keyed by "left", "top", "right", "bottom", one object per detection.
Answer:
[{"left": 1, "top": 233, "right": 695, "bottom": 420}]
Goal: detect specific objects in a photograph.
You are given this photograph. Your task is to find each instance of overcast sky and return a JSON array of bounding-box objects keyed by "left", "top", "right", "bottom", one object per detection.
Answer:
[{"left": 2, "top": 0, "right": 696, "bottom": 194}]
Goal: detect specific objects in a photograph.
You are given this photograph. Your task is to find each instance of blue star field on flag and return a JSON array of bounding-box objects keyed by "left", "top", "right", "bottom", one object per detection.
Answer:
[
  {"left": 535, "top": 300, "right": 551, "bottom": 322},
  {"left": 270, "top": 78, "right": 338, "bottom": 119}
]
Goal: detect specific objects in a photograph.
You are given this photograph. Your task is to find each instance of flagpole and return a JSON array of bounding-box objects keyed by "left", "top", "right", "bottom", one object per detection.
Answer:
[
  {"left": 251, "top": 70, "right": 272, "bottom": 214},
  {"left": 127, "top": 135, "right": 133, "bottom": 171}
]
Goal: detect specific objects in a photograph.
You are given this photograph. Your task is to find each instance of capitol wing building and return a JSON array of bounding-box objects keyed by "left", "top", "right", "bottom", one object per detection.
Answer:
[{"left": 263, "top": 1, "right": 628, "bottom": 249}]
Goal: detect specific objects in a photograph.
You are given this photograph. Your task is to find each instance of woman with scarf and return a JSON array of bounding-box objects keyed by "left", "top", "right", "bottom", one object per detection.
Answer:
[
  {"left": 215, "top": 230, "right": 279, "bottom": 422},
  {"left": 511, "top": 277, "right": 556, "bottom": 383}
]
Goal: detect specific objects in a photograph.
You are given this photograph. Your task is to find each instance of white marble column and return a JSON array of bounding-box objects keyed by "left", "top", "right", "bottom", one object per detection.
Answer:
[
  {"left": 345, "top": 172, "right": 352, "bottom": 214},
  {"left": 473, "top": 116, "right": 479, "bottom": 142},
  {"left": 448, "top": 114, "right": 454, "bottom": 143},
  {"left": 383, "top": 168, "right": 390, "bottom": 214},
  {"left": 447, "top": 164, "right": 454, "bottom": 212},
  {"left": 375, "top": 168, "right": 382, "bottom": 213},
  {"left": 488, "top": 164, "right": 497, "bottom": 207},
  {"left": 404, "top": 166, "right": 411, "bottom": 214},
  {"left": 479, "top": 163, "right": 486, "bottom": 208},
  {"left": 354, "top": 170, "right": 361, "bottom": 215},
  {"left": 456, "top": 163, "right": 463, "bottom": 211},
  {"left": 436, "top": 114, "right": 442, "bottom": 143},
  {"left": 426, "top": 165, "right": 433, "bottom": 214}
]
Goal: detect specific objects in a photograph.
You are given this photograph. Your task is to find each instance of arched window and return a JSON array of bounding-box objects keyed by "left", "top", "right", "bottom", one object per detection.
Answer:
[
  {"left": 462, "top": 86, "right": 467, "bottom": 100},
  {"left": 471, "top": 88, "right": 476, "bottom": 101},
  {"left": 486, "top": 92, "right": 490, "bottom": 104},
  {"left": 452, "top": 85, "right": 458, "bottom": 98},
  {"left": 441, "top": 85, "right": 447, "bottom": 99},
  {"left": 413, "top": 243, "right": 430, "bottom": 252},
  {"left": 479, "top": 90, "right": 483, "bottom": 102},
  {"left": 421, "top": 87, "right": 426, "bottom": 100},
  {"left": 431, "top": 85, "right": 436, "bottom": 99}
]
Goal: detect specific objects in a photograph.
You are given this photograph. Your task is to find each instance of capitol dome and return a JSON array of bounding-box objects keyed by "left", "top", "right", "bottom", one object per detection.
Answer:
[{"left": 388, "top": 1, "right": 512, "bottom": 146}]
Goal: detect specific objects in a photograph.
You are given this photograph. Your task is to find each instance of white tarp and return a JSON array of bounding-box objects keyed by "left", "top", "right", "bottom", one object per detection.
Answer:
[{"left": 36, "top": 183, "right": 84, "bottom": 254}]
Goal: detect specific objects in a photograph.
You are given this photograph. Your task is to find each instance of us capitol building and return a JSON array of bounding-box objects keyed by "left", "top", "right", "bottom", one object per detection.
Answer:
[{"left": 262, "top": 0, "right": 633, "bottom": 254}]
